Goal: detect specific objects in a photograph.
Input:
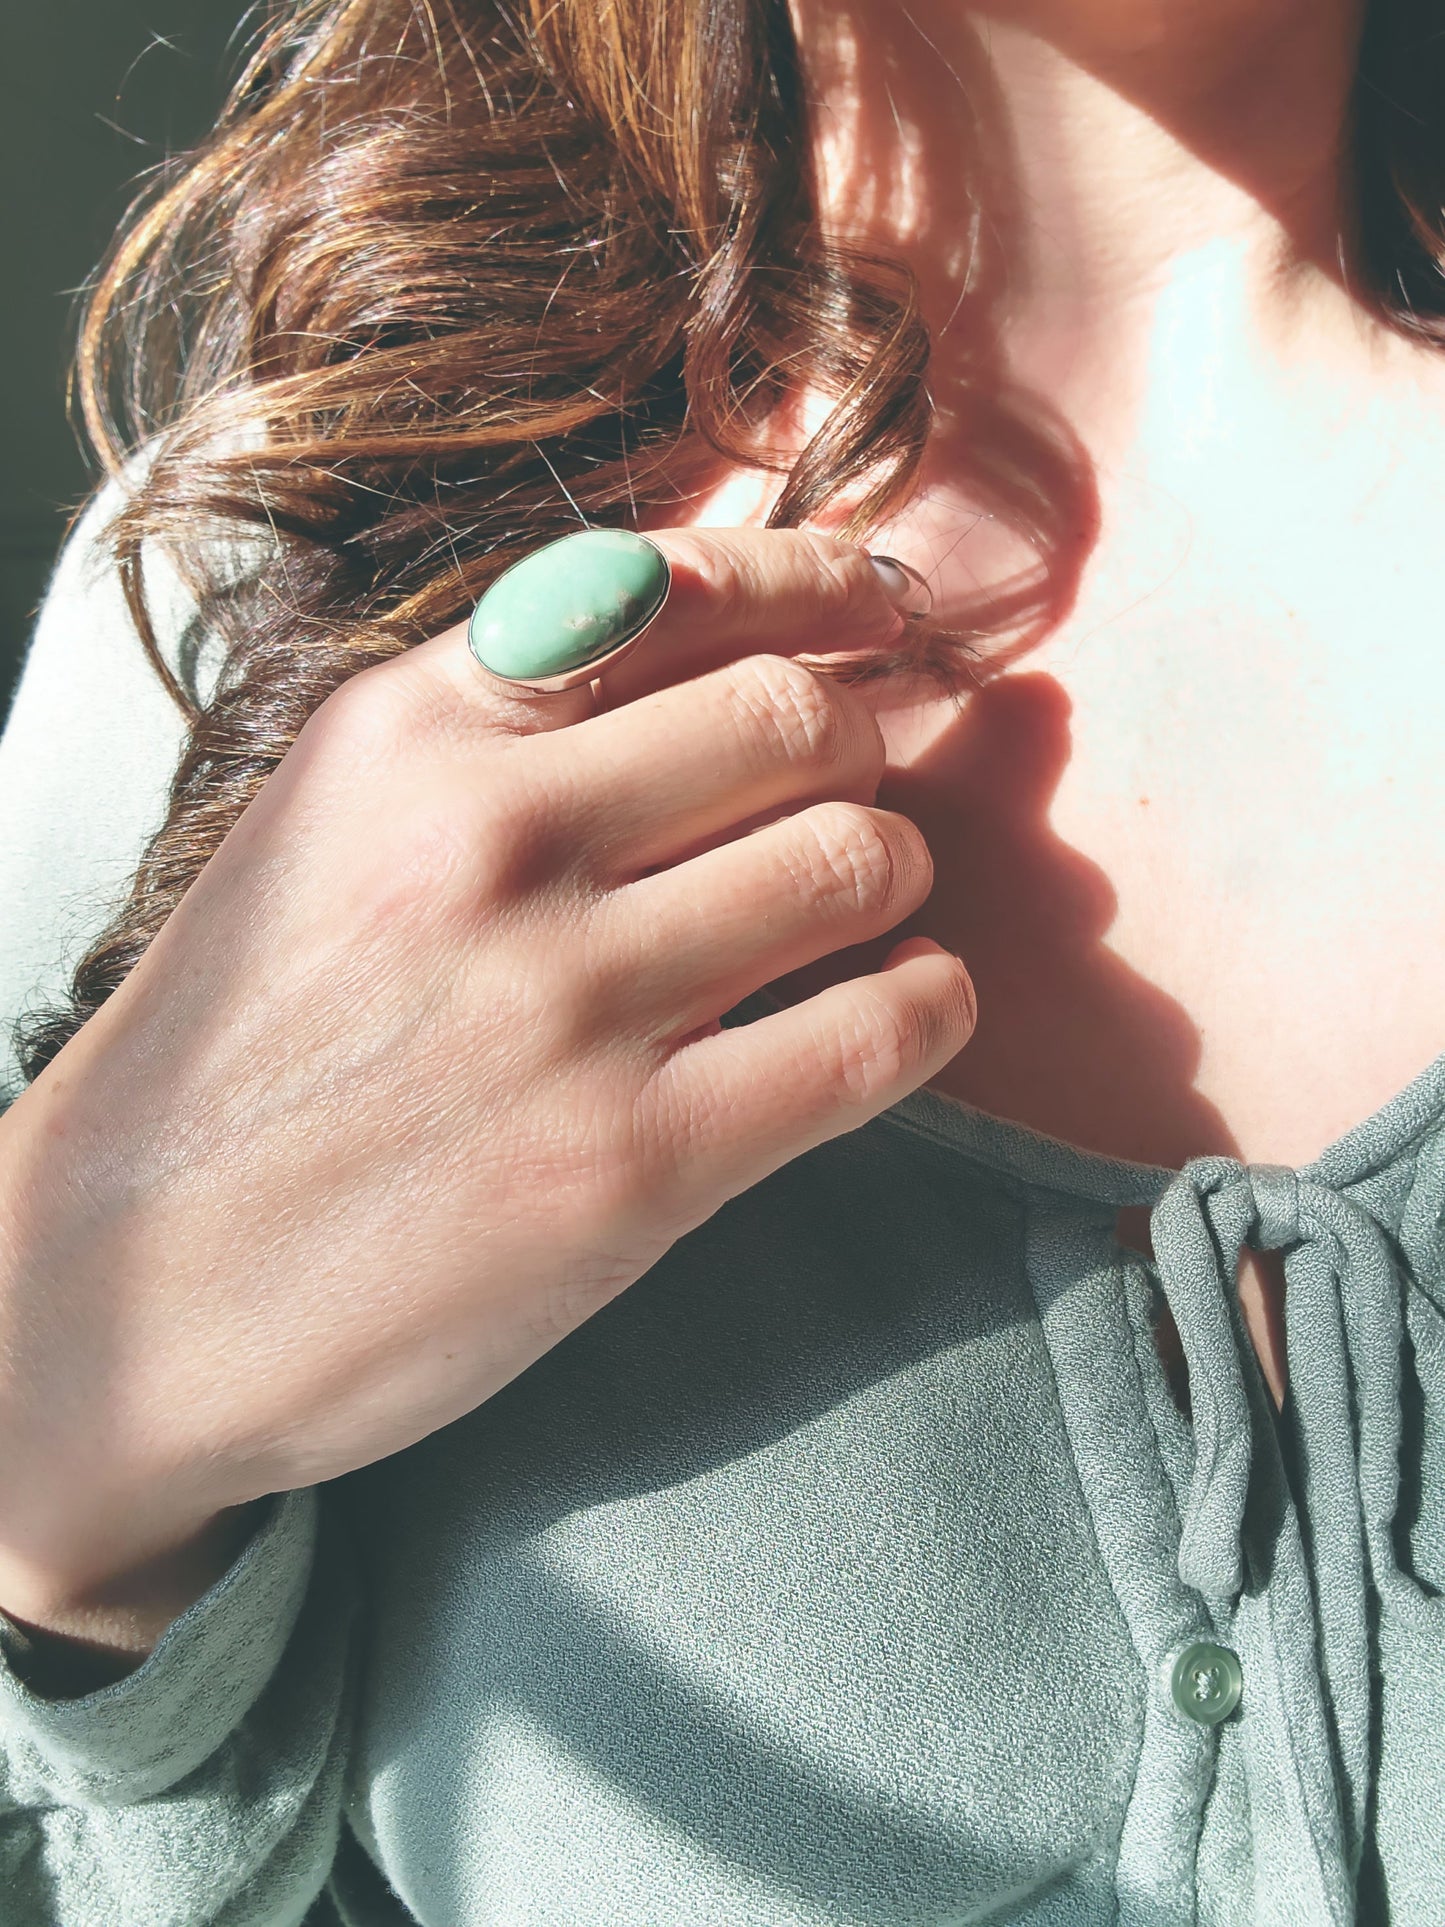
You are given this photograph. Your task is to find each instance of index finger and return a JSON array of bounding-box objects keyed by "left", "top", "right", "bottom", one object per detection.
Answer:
[
  {"left": 611, "top": 526, "right": 909, "bottom": 700},
  {"left": 398, "top": 528, "right": 919, "bottom": 732}
]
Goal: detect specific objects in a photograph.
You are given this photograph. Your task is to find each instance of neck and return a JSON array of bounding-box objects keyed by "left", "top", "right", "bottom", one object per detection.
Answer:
[{"left": 789, "top": 0, "right": 1369, "bottom": 415}]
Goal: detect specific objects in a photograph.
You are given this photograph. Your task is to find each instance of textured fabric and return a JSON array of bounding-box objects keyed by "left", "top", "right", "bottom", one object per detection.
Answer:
[{"left": 0, "top": 492, "right": 1441, "bottom": 1924}]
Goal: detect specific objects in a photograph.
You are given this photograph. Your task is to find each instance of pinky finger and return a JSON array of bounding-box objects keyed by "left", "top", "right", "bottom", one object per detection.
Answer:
[{"left": 656, "top": 940, "right": 978, "bottom": 1207}]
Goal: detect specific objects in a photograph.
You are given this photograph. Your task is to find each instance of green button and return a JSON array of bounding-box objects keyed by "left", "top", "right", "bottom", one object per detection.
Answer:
[
  {"left": 468, "top": 529, "right": 670, "bottom": 682},
  {"left": 1170, "top": 1641, "right": 1243, "bottom": 1726}
]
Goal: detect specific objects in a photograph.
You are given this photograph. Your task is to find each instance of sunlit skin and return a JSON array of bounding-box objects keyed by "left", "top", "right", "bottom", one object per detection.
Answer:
[
  {"left": 601, "top": 0, "right": 1445, "bottom": 1404},
  {"left": 4, "top": 1, "right": 1439, "bottom": 1679}
]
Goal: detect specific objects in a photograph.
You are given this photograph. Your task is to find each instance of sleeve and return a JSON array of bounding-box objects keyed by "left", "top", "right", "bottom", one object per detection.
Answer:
[
  {"left": 0, "top": 469, "right": 221, "bottom": 1105},
  {"left": 0, "top": 483, "right": 362, "bottom": 1924}
]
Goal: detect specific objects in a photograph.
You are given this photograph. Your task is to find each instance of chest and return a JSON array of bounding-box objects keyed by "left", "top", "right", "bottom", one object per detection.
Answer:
[{"left": 849, "top": 460, "right": 1445, "bottom": 1172}]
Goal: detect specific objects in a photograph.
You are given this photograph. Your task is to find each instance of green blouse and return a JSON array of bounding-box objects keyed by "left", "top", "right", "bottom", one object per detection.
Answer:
[{"left": 0, "top": 488, "right": 1440, "bottom": 1925}]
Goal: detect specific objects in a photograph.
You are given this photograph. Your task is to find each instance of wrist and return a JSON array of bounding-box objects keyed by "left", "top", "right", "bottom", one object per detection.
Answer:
[
  {"left": 0, "top": 1096, "right": 266, "bottom": 1648},
  {"left": 0, "top": 1499, "right": 272, "bottom": 1689}
]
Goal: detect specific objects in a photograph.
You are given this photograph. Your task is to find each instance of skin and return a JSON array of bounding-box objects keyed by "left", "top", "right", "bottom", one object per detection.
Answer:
[
  {"left": 1, "top": 0, "right": 1437, "bottom": 1676},
  {"left": 662, "top": 0, "right": 1445, "bottom": 1404},
  {"left": 0, "top": 537, "right": 971, "bottom": 1685}
]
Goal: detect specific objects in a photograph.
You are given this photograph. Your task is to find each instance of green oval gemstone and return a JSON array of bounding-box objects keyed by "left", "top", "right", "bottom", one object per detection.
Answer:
[
  {"left": 469, "top": 529, "right": 670, "bottom": 682},
  {"left": 1170, "top": 1641, "right": 1243, "bottom": 1726}
]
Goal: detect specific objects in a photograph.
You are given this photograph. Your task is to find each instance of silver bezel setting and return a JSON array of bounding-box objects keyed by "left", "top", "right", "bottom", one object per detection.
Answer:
[{"left": 469, "top": 533, "right": 673, "bottom": 693}]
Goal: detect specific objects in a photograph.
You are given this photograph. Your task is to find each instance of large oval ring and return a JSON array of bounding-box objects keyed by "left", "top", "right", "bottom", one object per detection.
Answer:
[{"left": 468, "top": 528, "right": 672, "bottom": 693}]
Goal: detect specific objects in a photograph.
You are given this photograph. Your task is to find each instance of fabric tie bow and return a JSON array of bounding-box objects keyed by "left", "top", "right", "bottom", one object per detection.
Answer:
[{"left": 1145, "top": 1144, "right": 1435, "bottom": 1868}]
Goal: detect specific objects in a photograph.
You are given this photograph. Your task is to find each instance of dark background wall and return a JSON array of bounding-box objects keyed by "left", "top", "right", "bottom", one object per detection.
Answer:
[{"left": 3, "top": 3, "right": 244, "bottom": 724}]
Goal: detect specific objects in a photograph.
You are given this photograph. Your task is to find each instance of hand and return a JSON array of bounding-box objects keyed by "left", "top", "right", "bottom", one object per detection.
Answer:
[{"left": 0, "top": 529, "right": 976, "bottom": 1610}]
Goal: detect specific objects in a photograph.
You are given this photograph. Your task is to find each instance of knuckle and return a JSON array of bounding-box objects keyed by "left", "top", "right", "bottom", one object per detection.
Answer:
[
  {"left": 732, "top": 654, "right": 845, "bottom": 770},
  {"left": 310, "top": 654, "right": 476, "bottom": 769},
  {"left": 831, "top": 991, "right": 919, "bottom": 1103},
  {"left": 466, "top": 798, "right": 550, "bottom": 902},
  {"left": 474, "top": 944, "right": 598, "bottom": 1073},
  {"left": 791, "top": 529, "right": 883, "bottom": 623},
  {"left": 665, "top": 531, "right": 752, "bottom": 623},
  {"left": 940, "top": 954, "right": 980, "bottom": 1041},
  {"left": 381, "top": 786, "right": 566, "bottom": 926},
  {"left": 472, "top": 770, "right": 592, "bottom": 904},
  {"left": 572, "top": 1148, "right": 654, "bottom": 1251},
  {"left": 797, "top": 802, "right": 919, "bottom": 916},
  {"left": 311, "top": 667, "right": 415, "bottom": 764},
  {"left": 339, "top": 799, "right": 517, "bottom": 944},
  {"left": 395, "top": 802, "right": 484, "bottom": 900}
]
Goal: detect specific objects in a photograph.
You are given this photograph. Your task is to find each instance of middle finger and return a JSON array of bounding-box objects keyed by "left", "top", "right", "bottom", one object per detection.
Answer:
[{"left": 536, "top": 650, "right": 889, "bottom": 877}]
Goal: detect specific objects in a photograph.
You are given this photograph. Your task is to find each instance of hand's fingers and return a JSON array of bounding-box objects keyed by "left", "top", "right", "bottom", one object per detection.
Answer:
[
  {"left": 383, "top": 529, "right": 911, "bottom": 739},
  {"left": 422, "top": 617, "right": 605, "bottom": 737},
  {"left": 601, "top": 802, "right": 935, "bottom": 1037},
  {"left": 532, "top": 652, "right": 887, "bottom": 878},
  {"left": 597, "top": 528, "right": 910, "bottom": 706},
  {"left": 654, "top": 940, "right": 977, "bottom": 1202}
]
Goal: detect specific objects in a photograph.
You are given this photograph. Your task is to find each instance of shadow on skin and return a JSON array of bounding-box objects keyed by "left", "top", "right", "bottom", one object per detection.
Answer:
[
  {"left": 778, "top": 670, "right": 1240, "bottom": 1174},
  {"left": 6, "top": 11, "right": 1337, "bottom": 1913},
  {"left": 335, "top": 11, "right": 1357, "bottom": 1910},
  {"left": 319, "top": 60, "right": 1317, "bottom": 1901},
  {"left": 773, "top": 668, "right": 1295, "bottom": 1393}
]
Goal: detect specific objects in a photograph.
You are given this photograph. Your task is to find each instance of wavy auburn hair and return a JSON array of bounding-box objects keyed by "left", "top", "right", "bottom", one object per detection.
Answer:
[{"left": 13, "top": 0, "right": 1445, "bottom": 1085}]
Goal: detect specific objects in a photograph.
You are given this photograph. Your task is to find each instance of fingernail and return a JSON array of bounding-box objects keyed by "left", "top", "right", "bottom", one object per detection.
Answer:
[{"left": 869, "top": 554, "right": 934, "bottom": 617}]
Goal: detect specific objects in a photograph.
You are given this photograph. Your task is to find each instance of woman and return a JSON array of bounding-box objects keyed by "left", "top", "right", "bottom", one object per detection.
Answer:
[{"left": 0, "top": 0, "right": 1440, "bottom": 1919}]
